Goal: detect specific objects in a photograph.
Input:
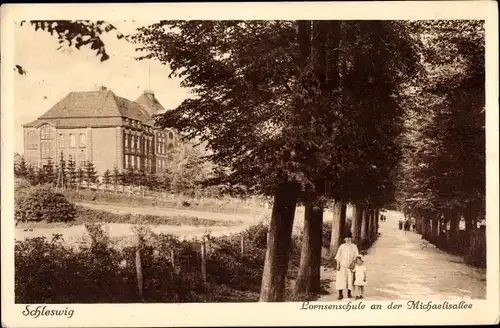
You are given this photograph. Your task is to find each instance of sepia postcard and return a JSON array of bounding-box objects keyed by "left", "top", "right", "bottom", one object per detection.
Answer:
[{"left": 1, "top": 1, "right": 499, "bottom": 327}]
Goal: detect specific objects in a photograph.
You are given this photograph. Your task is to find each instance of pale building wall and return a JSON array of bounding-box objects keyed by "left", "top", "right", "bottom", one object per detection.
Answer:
[
  {"left": 91, "top": 127, "right": 118, "bottom": 176},
  {"left": 55, "top": 127, "right": 89, "bottom": 168}
]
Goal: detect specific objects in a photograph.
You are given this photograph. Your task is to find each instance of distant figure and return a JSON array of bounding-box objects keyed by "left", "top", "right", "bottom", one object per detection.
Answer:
[
  {"left": 404, "top": 219, "right": 410, "bottom": 232},
  {"left": 398, "top": 219, "right": 403, "bottom": 230},
  {"left": 353, "top": 255, "right": 367, "bottom": 300},
  {"left": 335, "top": 232, "right": 359, "bottom": 300}
]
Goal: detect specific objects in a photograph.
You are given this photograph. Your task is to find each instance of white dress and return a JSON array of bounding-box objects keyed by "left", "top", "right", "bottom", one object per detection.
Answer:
[
  {"left": 354, "top": 264, "right": 367, "bottom": 286},
  {"left": 334, "top": 243, "right": 359, "bottom": 290}
]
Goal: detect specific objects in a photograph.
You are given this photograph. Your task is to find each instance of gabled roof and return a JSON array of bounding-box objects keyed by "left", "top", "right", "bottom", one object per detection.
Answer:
[
  {"left": 135, "top": 91, "right": 166, "bottom": 117},
  {"left": 39, "top": 90, "right": 150, "bottom": 122}
]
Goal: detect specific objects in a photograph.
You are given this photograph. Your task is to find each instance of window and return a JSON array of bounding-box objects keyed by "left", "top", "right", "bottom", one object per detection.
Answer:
[
  {"left": 169, "top": 131, "right": 174, "bottom": 139},
  {"left": 79, "top": 153, "right": 86, "bottom": 168},
  {"left": 40, "top": 126, "right": 53, "bottom": 140},
  {"left": 58, "top": 134, "right": 65, "bottom": 148},
  {"left": 125, "top": 133, "right": 129, "bottom": 148},
  {"left": 69, "top": 134, "right": 76, "bottom": 148},
  {"left": 79, "top": 133, "right": 86, "bottom": 147},
  {"left": 41, "top": 142, "right": 52, "bottom": 158},
  {"left": 27, "top": 131, "right": 38, "bottom": 149}
]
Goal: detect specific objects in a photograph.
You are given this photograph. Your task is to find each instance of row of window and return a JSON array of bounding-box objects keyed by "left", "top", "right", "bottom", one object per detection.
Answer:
[
  {"left": 59, "top": 133, "right": 86, "bottom": 148},
  {"left": 40, "top": 142, "right": 52, "bottom": 158},
  {"left": 157, "top": 131, "right": 175, "bottom": 140},
  {"left": 157, "top": 158, "right": 168, "bottom": 170},
  {"left": 124, "top": 155, "right": 153, "bottom": 170},
  {"left": 157, "top": 141, "right": 174, "bottom": 154},
  {"left": 26, "top": 131, "right": 86, "bottom": 149},
  {"left": 67, "top": 153, "right": 88, "bottom": 168},
  {"left": 124, "top": 133, "right": 152, "bottom": 152}
]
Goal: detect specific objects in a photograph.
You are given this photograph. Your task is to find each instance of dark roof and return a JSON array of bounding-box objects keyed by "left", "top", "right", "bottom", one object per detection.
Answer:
[
  {"left": 135, "top": 92, "right": 166, "bottom": 116},
  {"left": 39, "top": 91, "right": 150, "bottom": 122}
]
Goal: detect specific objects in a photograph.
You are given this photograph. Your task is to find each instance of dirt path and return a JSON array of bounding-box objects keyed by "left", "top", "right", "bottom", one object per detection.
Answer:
[{"left": 318, "top": 210, "right": 486, "bottom": 301}]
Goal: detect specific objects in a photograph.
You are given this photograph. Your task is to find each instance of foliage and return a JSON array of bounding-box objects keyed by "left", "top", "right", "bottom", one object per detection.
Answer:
[
  {"left": 84, "top": 161, "right": 99, "bottom": 185},
  {"left": 76, "top": 167, "right": 85, "bottom": 188},
  {"left": 134, "top": 20, "right": 420, "bottom": 209},
  {"left": 102, "top": 169, "right": 111, "bottom": 189},
  {"left": 14, "top": 223, "right": 301, "bottom": 303},
  {"left": 14, "top": 155, "right": 28, "bottom": 178},
  {"left": 112, "top": 165, "right": 121, "bottom": 190},
  {"left": 66, "top": 158, "right": 77, "bottom": 188},
  {"left": 397, "top": 21, "right": 485, "bottom": 220},
  {"left": 15, "top": 185, "right": 76, "bottom": 224},
  {"left": 162, "top": 142, "right": 212, "bottom": 196},
  {"left": 16, "top": 20, "right": 126, "bottom": 75}
]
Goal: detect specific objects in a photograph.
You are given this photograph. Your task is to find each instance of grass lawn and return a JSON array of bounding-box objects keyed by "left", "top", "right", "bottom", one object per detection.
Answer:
[
  {"left": 63, "top": 189, "right": 270, "bottom": 215},
  {"left": 16, "top": 205, "right": 244, "bottom": 229}
]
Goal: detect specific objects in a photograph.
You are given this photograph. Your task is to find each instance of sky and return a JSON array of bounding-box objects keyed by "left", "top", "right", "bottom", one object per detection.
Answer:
[{"left": 13, "top": 21, "right": 191, "bottom": 154}]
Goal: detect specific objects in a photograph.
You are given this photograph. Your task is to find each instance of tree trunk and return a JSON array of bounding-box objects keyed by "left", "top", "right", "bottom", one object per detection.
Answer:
[
  {"left": 352, "top": 204, "right": 364, "bottom": 246},
  {"left": 463, "top": 204, "right": 477, "bottom": 251},
  {"left": 259, "top": 183, "right": 300, "bottom": 302},
  {"left": 430, "top": 216, "right": 439, "bottom": 244},
  {"left": 368, "top": 209, "right": 373, "bottom": 242},
  {"left": 329, "top": 201, "right": 346, "bottom": 260},
  {"left": 360, "top": 209, "right": 369, "bottom": 248},
  {"left": 421, "top": 217, "right": 429, "bottom": 240},
  {"left": 375, "top": 209, "right": 379, "bottom": 236},
  {"left": 448, "top": 211, "right": 460, "bottom": 253},
  {"left": 295, "top": 202, "right": 323, "bottom": 296}
]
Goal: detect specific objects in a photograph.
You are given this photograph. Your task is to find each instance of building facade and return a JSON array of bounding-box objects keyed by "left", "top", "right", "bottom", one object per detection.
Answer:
[{"left": 23, "top": 88, "right": 178, "bottom": 175}]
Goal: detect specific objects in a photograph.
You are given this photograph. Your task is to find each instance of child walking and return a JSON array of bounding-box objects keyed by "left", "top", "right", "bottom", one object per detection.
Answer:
[{"left": 353, "top": 255, "right": 367, "bottom": 300}]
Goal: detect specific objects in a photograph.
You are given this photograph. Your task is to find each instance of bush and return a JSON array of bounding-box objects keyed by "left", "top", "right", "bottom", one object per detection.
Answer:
[
  {"left": 15, "top": 221, "right": 309, "bottom": 303},
  {"left": 15, "top": 185, "right": 76, "bottom": 224}
]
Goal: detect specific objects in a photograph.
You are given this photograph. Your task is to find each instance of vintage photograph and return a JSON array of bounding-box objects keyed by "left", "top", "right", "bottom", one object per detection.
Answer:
[{"left": 1, "top": 2, "right": 498, "bottom": 327}]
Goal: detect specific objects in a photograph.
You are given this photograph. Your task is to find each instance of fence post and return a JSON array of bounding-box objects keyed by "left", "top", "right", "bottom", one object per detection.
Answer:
[
  {"left": 240, "top": 234, "right": 245, "bottom": 257},
  {"left": 135, "top": 244, "right": 144, "bottom": 301},
  {"left": 201, "top": 237, "right": 207, "bottom": 284}
]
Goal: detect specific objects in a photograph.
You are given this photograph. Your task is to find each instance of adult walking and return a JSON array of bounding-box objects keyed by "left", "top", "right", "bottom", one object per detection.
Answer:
[{"left": 334, "top": 231, "right": 359, "bottom": 300}]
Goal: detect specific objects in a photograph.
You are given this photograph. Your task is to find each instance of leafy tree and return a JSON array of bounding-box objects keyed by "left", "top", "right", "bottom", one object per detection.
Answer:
[
  {"left": 397, "top": 21, "right": 485, "bottom": 254},
  {"left": 16, "top": 20, "right": 126, "bottom": 75},
  {"left": 163, "top": 142, "right": 211, "bottom": 196},
  {"left": 133, "top": 20, "right": 420, "bottom": 300}
]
